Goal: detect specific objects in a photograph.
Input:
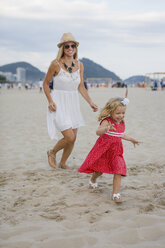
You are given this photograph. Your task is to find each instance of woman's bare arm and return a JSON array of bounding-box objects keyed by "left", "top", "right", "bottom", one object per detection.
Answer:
[{"left": 78, "top": 62, "right": 98, "bottom": 112}]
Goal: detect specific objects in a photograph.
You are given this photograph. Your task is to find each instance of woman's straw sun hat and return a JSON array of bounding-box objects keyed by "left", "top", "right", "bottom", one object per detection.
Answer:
[{"left": 57, "top": 32, "right": 79, "bottom": 48}]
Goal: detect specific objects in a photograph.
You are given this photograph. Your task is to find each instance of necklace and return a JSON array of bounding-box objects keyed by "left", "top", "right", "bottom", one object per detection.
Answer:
[{"left": 63, "top": 62, "right": 75, "bottom": 73}]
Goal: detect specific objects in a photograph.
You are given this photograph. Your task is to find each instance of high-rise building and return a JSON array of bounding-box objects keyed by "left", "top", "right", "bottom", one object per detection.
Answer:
[{"left": 16, "top": 67, "right": 26, "bottom": 82}]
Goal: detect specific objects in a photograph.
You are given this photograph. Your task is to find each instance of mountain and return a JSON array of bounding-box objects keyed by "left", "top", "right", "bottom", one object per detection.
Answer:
[
  {"left": 124, "top": 75, "right": 147, "bottom": 85},
  {"left": 80, "top": 58, "right": 121, "bottom": 81},
  {"left": 0, "top": 58, "right": 121, "bottom": 82},
  {"left": 0, "top": 62, "right": 45, "bottom": 83}
]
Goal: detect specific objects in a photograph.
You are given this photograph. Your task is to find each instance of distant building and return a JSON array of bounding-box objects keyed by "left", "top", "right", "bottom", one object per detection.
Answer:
[
  {"left": 0, "top": 71, "right": 15, "bottom": 81},
  {"left": 16, "top": 67, "right": 26, "bottom": 82}
]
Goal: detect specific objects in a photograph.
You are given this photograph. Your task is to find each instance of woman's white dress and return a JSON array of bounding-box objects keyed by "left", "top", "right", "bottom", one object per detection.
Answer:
[{"left": 47, "top": 63, "right": 85, "bottom": 140}]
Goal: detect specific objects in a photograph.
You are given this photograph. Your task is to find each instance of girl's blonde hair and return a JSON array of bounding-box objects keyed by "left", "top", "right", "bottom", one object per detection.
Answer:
[
  {"left": 56, "top": 43, "right": 78, "bottom": 61},
  {"left": 98, "top": 97, "right": 125, "bottom": 121}
]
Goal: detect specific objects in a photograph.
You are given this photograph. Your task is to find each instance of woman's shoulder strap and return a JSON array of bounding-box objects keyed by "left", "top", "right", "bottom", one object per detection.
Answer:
[
  {"left": 50, "top": 59, "right": 61, "bottom": 76},
  {"left": 75, "top": 59, "right": 80, "bottom": 69},
  {"left": 51, "top": 59, "right": 60, "bottom": 67},
  {"left": 55, "top": 59, "right": 61, "bottom": 67}
]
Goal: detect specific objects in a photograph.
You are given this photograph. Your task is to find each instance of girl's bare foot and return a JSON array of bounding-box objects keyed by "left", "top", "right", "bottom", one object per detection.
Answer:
[
  {"left": 89, "top": 179, "right": 98, "bottom": 189},
  {"left": 112, "top": 193, "right": 122, "bottom": 203}
]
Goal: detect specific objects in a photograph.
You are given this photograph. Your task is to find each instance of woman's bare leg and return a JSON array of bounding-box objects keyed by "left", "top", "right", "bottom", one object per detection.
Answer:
[
  {"left": 47, "top": 137, "right": 67, "bottom": 169},
  {"left": 59, "top": 129, "right": 77, "bottom": 168},
  {"left": 51, "top": 128, "right": 77, "bottom": 169}
]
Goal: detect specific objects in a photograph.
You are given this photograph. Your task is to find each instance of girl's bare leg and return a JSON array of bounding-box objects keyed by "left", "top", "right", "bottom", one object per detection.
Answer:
[
  {"left": 112, "top": 174, "right": 121, "bottom": 194},
  {"left": 91, "top": 171, "right": 102, "bottom": 183},
  {"left": 89, "top": 171, "right": 102, "bottom": 189}
]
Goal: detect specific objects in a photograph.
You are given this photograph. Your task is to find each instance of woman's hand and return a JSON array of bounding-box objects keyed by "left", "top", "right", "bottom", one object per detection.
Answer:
[
  {"left": 90, "top": 102, "right": 98, "bottom": 112},
  {"left": 48, "top": 101, "right": 56, "bottom": 112}
]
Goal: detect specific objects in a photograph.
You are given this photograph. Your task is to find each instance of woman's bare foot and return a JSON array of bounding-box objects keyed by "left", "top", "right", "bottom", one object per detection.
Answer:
[
  {"left": 59, "top": 163, "right": 71, "bottom": 170},
  {"left": 47, "top": 150, "right": 56, "bottom": 169}
]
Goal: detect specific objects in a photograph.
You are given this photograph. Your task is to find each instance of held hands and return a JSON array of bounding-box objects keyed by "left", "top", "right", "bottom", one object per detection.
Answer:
[{"left": 48, "top": 101, "right": 56, "bottom": 112}]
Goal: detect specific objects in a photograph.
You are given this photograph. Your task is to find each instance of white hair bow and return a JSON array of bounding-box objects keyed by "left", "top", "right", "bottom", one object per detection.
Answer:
[{"left": 121, "top": 98, "right": 129, "bottom": 105}]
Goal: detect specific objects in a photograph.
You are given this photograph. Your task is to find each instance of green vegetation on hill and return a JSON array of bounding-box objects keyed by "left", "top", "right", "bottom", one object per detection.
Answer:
[
  {"left": 0, "top": 75, "right": 6, "bottom": 83},
  {"left": 80, "top": 58, "right": 121, "bottom": 81},
  {"left": 124, "top": 75, "right": 147, "bottom": 85}
]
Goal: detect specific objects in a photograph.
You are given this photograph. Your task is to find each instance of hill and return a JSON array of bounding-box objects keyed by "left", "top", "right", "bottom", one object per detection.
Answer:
[
  {"left": 124, "top": 75, "right": 147, "bottom": 85},
  {"left": 80, "top": 58, "right": 121, "bottom": 81},
  {"left": 0, "top": 62, "right": 45, "bottom": 82},
  {"left": 0, "top": 58, "right": 121, "bottom": 82}
]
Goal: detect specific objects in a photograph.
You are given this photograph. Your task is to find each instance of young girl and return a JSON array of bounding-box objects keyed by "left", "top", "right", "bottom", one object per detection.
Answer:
[{"left": 78, "top": 95, "right": 141, "bottom": 203}]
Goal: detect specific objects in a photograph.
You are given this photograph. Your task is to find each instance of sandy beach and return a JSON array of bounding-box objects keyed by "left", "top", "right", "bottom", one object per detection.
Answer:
[{"left": 0, "top": 86, "right": 165, "bottom": 248}]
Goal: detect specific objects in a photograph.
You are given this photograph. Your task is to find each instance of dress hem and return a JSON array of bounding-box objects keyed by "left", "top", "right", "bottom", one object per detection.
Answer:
[{"left": 78, "top": 170, "right": 126, "bottom": 177}]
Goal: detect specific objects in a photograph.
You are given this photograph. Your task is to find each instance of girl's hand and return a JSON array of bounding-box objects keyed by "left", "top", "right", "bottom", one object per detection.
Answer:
[
  {"left": 105, "top": 123, "right": 116, "bottom": 132},
  {"left": 48, "top": 101, "right": 56, "bottom": 112},
  {"left": 90, "top": 102, "right": 98, "bottom": 112},
  {"left": 109, "top": 123, "right": 116, "bottom": 131},
  {"left": 131, "top": 139, "right": 142, "bottom": 147}
]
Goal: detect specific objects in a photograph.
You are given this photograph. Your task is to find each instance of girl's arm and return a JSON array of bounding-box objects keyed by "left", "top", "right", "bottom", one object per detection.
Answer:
[
  {"left": 43, "top": 60, "right": 59, "bottom": 112},
  {"left": 78, "top": 62, "right": 98, "bottom": 112},
  {"left": 96, "top": 119, "right": 116, "bottom": 136},
  {"left": 122, "top": 134, "right": 141, "bottom": 147}
]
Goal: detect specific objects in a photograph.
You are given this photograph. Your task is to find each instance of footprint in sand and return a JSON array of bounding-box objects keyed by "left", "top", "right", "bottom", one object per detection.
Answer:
[
  {"left": 40, "top": 212, "right": 65, "bottom": 221},
  {"left": 87, "top": 213, "right": 102, "bottom": 223},
  {"left": 139, "top": 203, "right": 155, "bottom": 213}
]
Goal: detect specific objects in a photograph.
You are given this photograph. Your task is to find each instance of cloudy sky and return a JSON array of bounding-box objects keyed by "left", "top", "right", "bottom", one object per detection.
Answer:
[{"left": 0, "top": 0, "right": 165, "bottom": 79}]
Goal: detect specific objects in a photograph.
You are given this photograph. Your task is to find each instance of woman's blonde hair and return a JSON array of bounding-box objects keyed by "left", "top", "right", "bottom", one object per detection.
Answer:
[
  {"left": 56, "top": 43, "right": 78, "bottom": 61},
  {"left": 98, "top": 97, "right": 125, "bottom": 121}
]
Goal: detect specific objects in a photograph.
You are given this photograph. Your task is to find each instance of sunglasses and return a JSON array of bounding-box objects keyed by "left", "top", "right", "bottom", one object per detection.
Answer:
[{"left": 64, "top": 44, "right": 76, "bottom": 49}]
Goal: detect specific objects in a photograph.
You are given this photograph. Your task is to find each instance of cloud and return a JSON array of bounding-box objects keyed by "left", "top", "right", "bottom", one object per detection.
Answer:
[
  {"left": 0, "top": 46, "right": 53, "bottom": 71},
  {"left": 1, "top": 0, "right": 165, "bottom": 24},
  {"left": 0, "top": 0, "right": 165, "bottom": 78},
  {"left": 0, "top": 0, "right": 106, "bottom": 20}
]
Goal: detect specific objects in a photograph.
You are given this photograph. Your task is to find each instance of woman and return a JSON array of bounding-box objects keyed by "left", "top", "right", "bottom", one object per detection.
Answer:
[{"left": 43, "top": 32, "right": 98, "bottom": 169}]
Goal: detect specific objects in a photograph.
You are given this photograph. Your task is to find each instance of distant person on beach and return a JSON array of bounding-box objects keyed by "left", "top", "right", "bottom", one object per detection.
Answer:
[
  {"left": 78, "top": 90, "right": 141, "bottom": 203},
  {"left": 84, "top": 78, "right": 88, "bottom": 90},
  {"left": 160, "top": 78, "right": 165, "bottom": 90},
  {"left": 49, "top": 79, "right": 53, "bottom": 90},
  {"left": 152, "top": 80, "right": 158, "bottom": 91},
  {"left": 43, "top": 32, "right": 98, "bottom": 169},
  {"left": 38, "top": 79, "right": 43, "bottom": 92},
  {"left": 18, "top": 82, "right": 22, "bottom": 90}
]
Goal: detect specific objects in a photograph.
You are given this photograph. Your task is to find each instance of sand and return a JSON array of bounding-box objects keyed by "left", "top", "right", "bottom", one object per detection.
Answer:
[{"left": 0, "top": 86, "right": 165, "bottom": 248}]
